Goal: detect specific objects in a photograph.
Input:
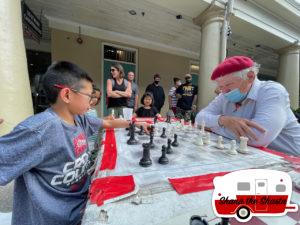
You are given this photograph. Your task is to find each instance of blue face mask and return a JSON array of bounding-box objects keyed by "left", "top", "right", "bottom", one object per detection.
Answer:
[{"left": 224, "top": 88, "right": 247, "bottom": 103}]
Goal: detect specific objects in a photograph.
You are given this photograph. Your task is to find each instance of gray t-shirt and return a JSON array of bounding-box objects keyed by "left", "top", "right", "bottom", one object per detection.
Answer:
[
  {"left": 0, "top": 108, "right": 103, "bottom": 225},
  {"left": 127, "top": 82, "right": 138, "bottom": 108}
]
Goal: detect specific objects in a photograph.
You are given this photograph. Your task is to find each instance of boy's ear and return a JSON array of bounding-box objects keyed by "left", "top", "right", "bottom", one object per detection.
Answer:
[
  {"left": 247, "top": 71, "right": 255, "bottom": 82},
  {"left": 59, "top": 88, "right": 71, "bottom": 103}
]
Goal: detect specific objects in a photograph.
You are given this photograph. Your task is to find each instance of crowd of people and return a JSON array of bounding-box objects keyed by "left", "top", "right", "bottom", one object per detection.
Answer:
[
  {"left": 0, "top": 56, "right": 300, "bottom": 225},
  {"left": 106, "top": 63, "right": 198, "bottom": 122}
]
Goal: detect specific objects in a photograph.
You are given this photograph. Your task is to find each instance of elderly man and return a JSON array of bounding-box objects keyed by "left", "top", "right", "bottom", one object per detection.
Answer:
[{"left": 196, "top": 56, "right": 300, "bottom": 156}]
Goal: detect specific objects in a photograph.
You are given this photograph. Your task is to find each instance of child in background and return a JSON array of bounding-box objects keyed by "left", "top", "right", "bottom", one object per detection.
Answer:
[
  {"left": 0, "top": 61, "right": 149, "bottom": 225},
  {"left": 134, "top": 92, "right": 160, "bottom": 118}
]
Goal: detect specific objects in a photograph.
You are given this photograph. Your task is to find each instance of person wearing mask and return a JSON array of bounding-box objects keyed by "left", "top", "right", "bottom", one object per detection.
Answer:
[
  {"left": 168, "top": 77, "right": 181, "bottom": 114},
  {"left": 195, "top": 55, "right": 300, "bottom": 156},
  {"left": 176, "top": 74, "right": 198, "bottom": 121},
  {"left": 127, "top": 71, "right": 139, "bottom": 112},
  {"left": 145, "top": 74, "right": 165, "bottom": 113}
]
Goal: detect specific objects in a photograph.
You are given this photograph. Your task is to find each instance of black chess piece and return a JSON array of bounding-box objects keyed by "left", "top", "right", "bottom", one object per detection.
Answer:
[
  {"left": 153, "top": 116, "right": 158, "bottom": 124},
  {"left": 148, "top": 125, "right": 155, "bottom": 149},
  {"left": 127, "top": 122, "right": 138, "bottom": 145},
  {"left": 166, "top": 115, "right": 171, "bottom": 123},
  {"left": 158, "top": 145, "right": 169, "bottom": 165},
  {"left": 160, "top": 127, "right": 167, "bottom": 138},
  {"left": 138, "top": 125, "right": 144, "bottom": 135},
  {"left": 190, "top": 216, "right": 209, "bottom": 225},
  {"left": 171, "top": 134, "right": 179, "bottom": 147},
  {"left": 139, "top": 143, "right": 152, "bottom": 167},
  {"left": 166, "top": 138, "right": 173, "bottom": 154}
]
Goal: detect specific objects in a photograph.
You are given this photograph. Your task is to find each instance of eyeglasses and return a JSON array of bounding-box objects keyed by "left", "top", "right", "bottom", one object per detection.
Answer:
[
  {"left": 54, "top": 84, "right": 98, "bottom": 104},
  {"left": 110, "top": 68, "right": 117, "bottom": 72}
]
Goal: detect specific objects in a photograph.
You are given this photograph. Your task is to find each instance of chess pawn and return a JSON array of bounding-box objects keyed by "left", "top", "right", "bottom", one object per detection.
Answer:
[
  {"left": 139, "top": 143, "right": 152, "bottom": 167},
  {"left": 138, "top": 125, "right": 144, "bottom": 135},
  {"left": 203, "top": 132, "right": 211, "bottom": 145},
  {"left": 171, "top": 134, "right": 179, "bottom": 147},
  {"left": 160, "top": 127, "right": 167, "bottom": 138},
  {"left": 166, "top": 138, "right": 173, "bottom": 154},
  {"left": 228, "top": 140, "right": 238, "bottom": 155},
  {"left": 158, "top": 145, "right": 169, "bottom": 165},
  {"left": 195, "top": 134, "right": 203, "bottom": 146},
  {"left": 239, "top": 136, "right": 249, "bottom": 153},
  {"left": 217, "top": 136, "right": 224, "bottom": 149}
]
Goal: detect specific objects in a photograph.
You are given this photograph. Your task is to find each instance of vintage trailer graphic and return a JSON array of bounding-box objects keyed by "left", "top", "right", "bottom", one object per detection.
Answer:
[{"left": 212, "top": 169, "right": 298, "bottom": 222}]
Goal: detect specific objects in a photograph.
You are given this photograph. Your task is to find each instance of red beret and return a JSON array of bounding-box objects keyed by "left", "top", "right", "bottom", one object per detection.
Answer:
[{"left": 211, "top": 56, "right": 254, "bottom": 80}]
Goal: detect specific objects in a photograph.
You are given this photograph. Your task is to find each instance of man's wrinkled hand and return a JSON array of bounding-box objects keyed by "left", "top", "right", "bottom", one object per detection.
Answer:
[{"left": 218, "top": 116, "right": 266, "bottom": 141}]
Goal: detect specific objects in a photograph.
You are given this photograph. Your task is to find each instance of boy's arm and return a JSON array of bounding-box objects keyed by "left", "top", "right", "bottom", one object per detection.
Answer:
[
  {"left": 0, "top": 126, "right": 44, "bottom": 185},
  {"left": 103, "top": 119, "right": 150, "bottom": 133}
]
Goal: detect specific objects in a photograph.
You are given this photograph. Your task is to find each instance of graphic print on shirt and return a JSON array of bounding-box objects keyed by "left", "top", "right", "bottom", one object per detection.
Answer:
[
  {"left": 182, "top": 85, "right": 195, "bottom": 97},
  {"left": 50, "top": 132, "right": 93, "bottom": 188}
]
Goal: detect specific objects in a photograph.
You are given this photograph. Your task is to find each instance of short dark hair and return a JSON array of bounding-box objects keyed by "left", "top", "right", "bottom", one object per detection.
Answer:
[
  {"left": 42, "top": 61, "right": 93, "bottom": 104},
  {"left": 141, "top": 92, "right": 154, "bottom": 107},
  {"left": 173, "top": 77, "right": 180, "bottom": 83},
  {"left": 153, "top": 73, "right": 160, "bottom": 79},
  {"left": 92, "top": 84, "right": 101, "bottom": 93}
]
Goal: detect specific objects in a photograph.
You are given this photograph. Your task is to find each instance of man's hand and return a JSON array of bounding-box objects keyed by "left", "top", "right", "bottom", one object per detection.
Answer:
[{"left": 218, "top": 116, "right": 266, "bottom": 141}]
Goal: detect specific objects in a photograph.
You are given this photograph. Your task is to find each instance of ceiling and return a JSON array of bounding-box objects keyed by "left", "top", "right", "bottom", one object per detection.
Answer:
[{"left": 25, "top": 0, "right": 300, "bottom": 77}]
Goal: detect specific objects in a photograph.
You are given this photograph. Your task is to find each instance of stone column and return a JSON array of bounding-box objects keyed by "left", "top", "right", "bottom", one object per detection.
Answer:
[
  {"left": 0, "top": 0, "right": 33, "bottom": 135},
  {"left": 277, "top": 45, "right": 300, "bottom": 109},
  {"left": 194, "top": 10, "right": 225, "bottom": 109}
]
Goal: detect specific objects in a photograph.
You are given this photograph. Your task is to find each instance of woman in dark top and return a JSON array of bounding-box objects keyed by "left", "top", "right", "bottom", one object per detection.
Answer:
[
  {"left": 134, "top": 92, "right": 160, "bottom": 118},
  {"left": 106, "top": 63, "right": 132, "bottom": 118}
]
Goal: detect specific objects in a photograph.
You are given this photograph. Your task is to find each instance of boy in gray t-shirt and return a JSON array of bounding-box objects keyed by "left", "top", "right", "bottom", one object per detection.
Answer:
[{"left": 0, "top": 61, "right": 149, "bottom": 225}]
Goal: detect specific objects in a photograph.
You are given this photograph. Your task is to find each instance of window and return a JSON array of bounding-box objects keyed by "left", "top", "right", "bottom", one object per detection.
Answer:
[
  {"left": 104, "top": 45, "right": 136, "bottom": 63},
  {"left": 276, "top": 184, "right": 286, "bottom": 192},
  {"left": 237, "top": 182, "right": 250, "bottom": 191},
  {"left": 258, "top": 182, "right": 265, "bottom": 187}
]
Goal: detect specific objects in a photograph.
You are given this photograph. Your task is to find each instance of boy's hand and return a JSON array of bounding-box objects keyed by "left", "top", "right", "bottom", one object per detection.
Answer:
[{"left": 135, "top": 122, "right": 150, "bottom": 134}]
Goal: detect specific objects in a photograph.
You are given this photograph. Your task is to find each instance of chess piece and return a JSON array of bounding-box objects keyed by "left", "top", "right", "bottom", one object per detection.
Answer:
[
  {"left": 158, "top": 145, "right": 169, "bottom": 165},
  {"left": 138, "top": 125, "right": 144, "bottom": 135},
  {"left": 166, "top": 138, "right": 173, "bottom": 154},
  {"left": 148, "top": 125, "right": 155, "bottom": 149},
  {"left": 201, "top": 120, "right": 205, "bottom": 134},
  {"left": 160, "top": 127, "right": 167, "bottom": 138},
  {"left": 227, "top": 140, "right": 238, "bottom": 155},
  {"left": 139, "top": 143, "right": 152, "bottom": 167},
  {"left": 203, "top": 132, "right": 211, "bottom": 145},
  {"left": 171, "top": 134, "right": 179, "bottom": 147},
  {"left": 127, "top": 122, "right": 138, "bottom": 145},
  {"left": 195, "top": 134, "right": 203, "bottom": 146},
  {"left": 153, "top": 115, "right": 158, "bottom": 124},
  {"left": 238, "top": 136, "right": 249, "bottom": 153},
  {"left": 166, "top": 115, "right": 171, "bottom": 123},
  {"left": 111, "top": 109, "right": 115, "bottom": 117},
  {"left": 216, "top": 136, "right": 224, "bottom": 149}
]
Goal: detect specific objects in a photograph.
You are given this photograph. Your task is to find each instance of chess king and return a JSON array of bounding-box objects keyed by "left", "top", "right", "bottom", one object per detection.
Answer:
[{"left": 195, "top": 56, "right": 300, "bottom": 156}]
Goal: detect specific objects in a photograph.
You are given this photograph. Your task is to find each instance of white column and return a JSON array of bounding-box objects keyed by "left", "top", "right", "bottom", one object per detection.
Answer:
[
  {"left": 277, "top": 46, "right": 300, "bottom": 109},
  {"left": 0, "top": 0, "right": 33, "bottom": 135},
  {"left": 195, "top": 10, "right": 225, "bottom": 109}
]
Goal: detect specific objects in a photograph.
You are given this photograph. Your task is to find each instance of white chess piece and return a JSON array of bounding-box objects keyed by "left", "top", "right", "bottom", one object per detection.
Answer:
[
  {"left": 201, "top": 120, "right": 205, "bottom": 134},
  {"left": 228, "top": 140, "right": 238, "bottom": 155},
  {"left": 217, "top": 136, "right": 224, "bottom": 149},
  {"left": 195, "top": 134, "right": 203, "bottom": 146},
  {"left": 203, "top": 132, "right": 211, "bottom": 145},
  {"left": 111, "top": 109, "right": 115, "bottom": 117},
  {"left": 238, "top": 136, "right": 249, "bottom": 153}
]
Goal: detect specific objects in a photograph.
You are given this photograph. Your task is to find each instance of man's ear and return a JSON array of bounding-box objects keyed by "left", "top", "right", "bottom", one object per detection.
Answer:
[{"left": 59, "top": 88, "right": 71, "bottom": 103}]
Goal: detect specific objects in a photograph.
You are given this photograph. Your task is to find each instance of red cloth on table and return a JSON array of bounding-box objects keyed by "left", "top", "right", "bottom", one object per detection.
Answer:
[
  {"left": 169, "top": 171, "right": 231, "bottom": 194},
  {"left": 99, "top": 129, "right": 117, "bottom": 171},
  {"left": 89, "top": 175, "right": 135, "bottom": 206}
]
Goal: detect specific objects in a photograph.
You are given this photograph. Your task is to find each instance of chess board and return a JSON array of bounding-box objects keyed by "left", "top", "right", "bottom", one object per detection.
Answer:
[{"left": 82, "top": 122, "right": 300, "bottom": 225}]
